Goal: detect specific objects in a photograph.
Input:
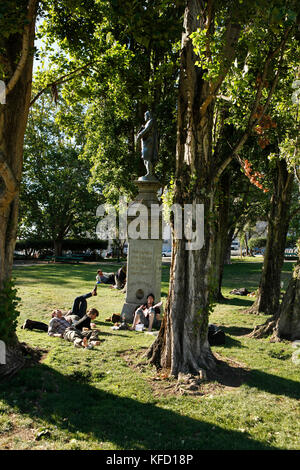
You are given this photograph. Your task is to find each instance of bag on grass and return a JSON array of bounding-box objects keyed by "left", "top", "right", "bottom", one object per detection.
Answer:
[{"left": 208, "top": 324, "right": 226, "bottom": 346}]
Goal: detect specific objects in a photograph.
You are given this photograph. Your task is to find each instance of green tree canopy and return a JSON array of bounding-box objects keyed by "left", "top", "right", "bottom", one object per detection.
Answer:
[{"left": 20, "top": 95, "right": 101, "bottom": 255}]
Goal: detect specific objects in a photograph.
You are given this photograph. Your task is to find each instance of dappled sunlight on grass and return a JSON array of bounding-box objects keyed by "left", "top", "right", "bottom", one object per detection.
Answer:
[{"left": 0, "top": 259, "right": 297, "bottom": 450}]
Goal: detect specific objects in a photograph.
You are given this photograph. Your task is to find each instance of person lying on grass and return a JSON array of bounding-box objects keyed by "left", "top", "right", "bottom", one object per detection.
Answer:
[
  {"left": 96, "top": 267, "right": 127, "bottom": 290},
  {"left": 95, "top": 269, "right": 115, "bottom": 285},
  {"left": 48, "top": 309, "right": 100, "bottom": 349},
  {"left": 22, "top": 307, "right": 100, "bottom": 349},
  {"left": 130, "top": 293, "right": 162, "bottom": 332},
  {"left": 21, "top": 285, "right": 99, "bottom": 333},
  {"left": 66, "top": 308, "right": 99, "bottom": 332},
  {"left": 70, "top": 287, "right": 98, "bottom": 319},
  {"left": 21, "top": 308, "right": 65, "bottom": 332}
]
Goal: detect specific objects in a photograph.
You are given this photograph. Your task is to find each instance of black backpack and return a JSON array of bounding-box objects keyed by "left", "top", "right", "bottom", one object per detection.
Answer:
[{"left": 208, "top": 324, "right": 226, "bottom": 346}]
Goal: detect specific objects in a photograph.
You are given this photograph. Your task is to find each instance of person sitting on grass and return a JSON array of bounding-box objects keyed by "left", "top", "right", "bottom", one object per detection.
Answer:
[
  {"left": 130, "top": 293, "right": 162, "bottom": 332},
  {"left": 112, "top": 265, "right": 127, "bottom": 290}
]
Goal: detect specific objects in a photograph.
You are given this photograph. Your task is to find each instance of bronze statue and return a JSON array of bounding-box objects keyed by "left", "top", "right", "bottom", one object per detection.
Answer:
[{"left": 136, "top": 111, "right": 158, "bottom": 180}]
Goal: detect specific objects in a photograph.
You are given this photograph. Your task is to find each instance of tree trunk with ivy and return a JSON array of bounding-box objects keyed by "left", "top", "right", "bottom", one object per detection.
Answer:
[
  {"left": 248, "top": 159, "right": 294, "bottom": 315},
  {"left": 0, "top": 0, "right": 37, "bottom": 378},
  {"left": 147, "top": 1, "right": 240, "bottom": 375}
]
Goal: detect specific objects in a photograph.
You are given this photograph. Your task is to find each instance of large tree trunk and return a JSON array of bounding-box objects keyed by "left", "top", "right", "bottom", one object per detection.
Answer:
[
  {"left": 249, "top": 261, "right": 300, "bottom": 341},
  {"left": 276, "top": 262, "right": 300, "bottom": 340},
  {"left": 248, "top": 159, "right": 294, "bottom": 315},
  {"left": 148, "top": 1, "right": 215, "bottom": 375},
  {"left": 148, "top": 1, "right": 240, "bottom": 376},
  {"left": 54, "top": 239, "right": 63, "bottom": 257},
  {"left": 224, "top": 228, "right": 234, "bottom": 265},
  {"left": 0, "top": 1, "right": 37, "bottom": 377},
  {"left": 211, "top": 171, "right": 231, "bottom": 301}
]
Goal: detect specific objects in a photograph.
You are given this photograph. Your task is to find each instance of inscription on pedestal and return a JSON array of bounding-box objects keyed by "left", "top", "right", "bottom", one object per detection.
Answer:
[
  {"left": 126, "top": 240, "right": 162, "bottom": 305},
  {"left": 121, "top": 178, "right": 163, "bottom": 322}
]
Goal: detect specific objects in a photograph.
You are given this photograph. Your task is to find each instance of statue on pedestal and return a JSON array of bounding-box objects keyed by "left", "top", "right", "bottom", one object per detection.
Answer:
[{"left": 136, "top": 111, "right": 159, "bottom": 181}]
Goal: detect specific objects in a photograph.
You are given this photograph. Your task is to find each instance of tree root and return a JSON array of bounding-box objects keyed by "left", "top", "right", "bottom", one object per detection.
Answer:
[
  {"left": 0, "top": 340, "right": 46, "bottom": 381},
  {"left": 0, "top": 341, "right": 26, "bottom": 380},
  {"left": 247, "top": 317, "right": 282, "bottom": 341}
]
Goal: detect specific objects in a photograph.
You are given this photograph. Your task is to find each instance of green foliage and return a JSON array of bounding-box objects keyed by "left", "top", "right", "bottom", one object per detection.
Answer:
[
  {"left": 192, "top": 20, "right": 228, "bottom": 82},
  {"left": 32, "top": 0, "right": 181, "bottom": 205},
  {"left": 20, "top": 95, "right": 101, "bottom": 245},
  {"left": 0, "top": 280, "right": 20, "bottom": 344},
  {"left": 248, "top": 237, "right": 267, "bottom": 249},
  {"left": 0, "top": 0, "right": 29, "bottom": 78},
  {"left": 15, "top": 238, "right": 108, "bottom": 253}
]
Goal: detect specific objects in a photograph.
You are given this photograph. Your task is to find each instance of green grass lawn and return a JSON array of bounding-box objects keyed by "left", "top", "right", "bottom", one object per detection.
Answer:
[{"left": 0, "top": 258, "right": 299, "bottom": 450}]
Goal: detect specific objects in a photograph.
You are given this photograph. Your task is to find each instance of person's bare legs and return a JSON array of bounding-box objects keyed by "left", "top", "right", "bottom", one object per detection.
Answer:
[
  {"left": 148, "top": 313, "right": 155, "bottom": 332},
  {"left": 130, "top": 312, "right": 141, "bottom": 330}
]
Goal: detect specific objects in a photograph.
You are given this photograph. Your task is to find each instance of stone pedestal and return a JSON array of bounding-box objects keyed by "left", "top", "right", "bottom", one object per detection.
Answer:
[{"left": 121, "top": 179, "right": 162, "bottom": 322}]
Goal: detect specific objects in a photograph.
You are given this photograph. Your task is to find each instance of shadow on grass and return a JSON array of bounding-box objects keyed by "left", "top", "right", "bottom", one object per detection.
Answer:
[
  {"left": 248, "top": 369, "right": 300, "bottom": 401},
  {"left": 0, "top": 363, "right": 274, "bottom": 450},
  {"left": 219, "top": 296, "right": 254, "bottom": 307},
  {"left": 222, "top": 326, "right": 253, "bottom": 337},
  {"left": 215, "top": 334, "right": 244, "bottom": 349}
]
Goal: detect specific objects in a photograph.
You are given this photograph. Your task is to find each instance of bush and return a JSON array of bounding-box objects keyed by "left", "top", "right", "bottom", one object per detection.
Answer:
[
  {"left": 15, "top": 238, "right": 108, "bottom": 258},
  {"left": 248, "top": 237, "right": 267, "bottom": 249}
]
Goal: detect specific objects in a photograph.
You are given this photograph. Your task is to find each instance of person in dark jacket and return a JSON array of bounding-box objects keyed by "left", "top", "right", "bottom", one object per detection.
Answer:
[
  {"left": 72, "top": 308, "right": 99, "bottom": 331},
  {"left": 113, "top": 265, "right": 126, "bottom": 290}
]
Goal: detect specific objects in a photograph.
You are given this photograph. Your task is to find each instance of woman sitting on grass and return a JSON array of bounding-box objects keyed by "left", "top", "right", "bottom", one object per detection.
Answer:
[{"left": 130, "top": 293, "right": 162, "bottom": 332}]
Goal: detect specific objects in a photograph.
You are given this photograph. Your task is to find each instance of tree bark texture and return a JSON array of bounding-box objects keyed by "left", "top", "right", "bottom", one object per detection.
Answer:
[
  {"left": 210, "top": 171, "right": 231, "bottom": 301},
  {"left": 0, "top": 1, "right": 37, "bottom": 378},
  {"left": 0, "top": 12, "right": 36, "bottom": 289},
  {"left": 248, "top": 159, "right": 294, "bottom": 315},
  {"left": 276, "top": 263, "right": 300, "bottom": 340},
  {"left": 149, "top": 1, "right": 219, "bottom": 375},
  {"left": 249, "top": 261, "right": 300, "bottom": 341}
]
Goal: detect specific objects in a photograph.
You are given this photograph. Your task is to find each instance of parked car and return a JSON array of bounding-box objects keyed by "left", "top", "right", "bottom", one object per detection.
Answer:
[{"left": 162, "top": 249, "right": 172, "bottom": 257}]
